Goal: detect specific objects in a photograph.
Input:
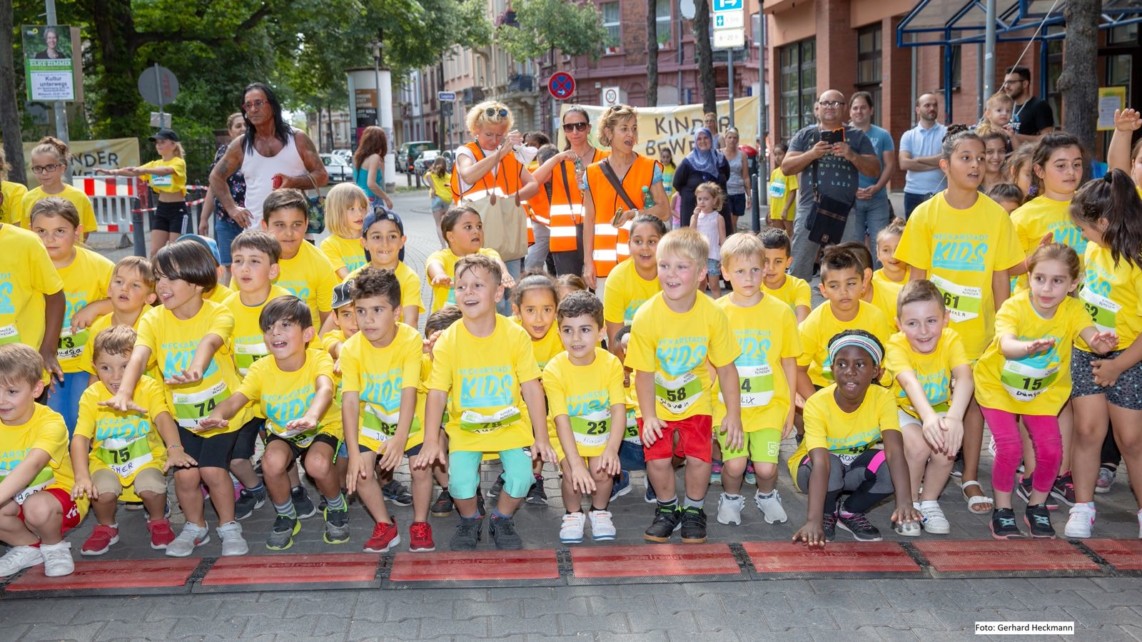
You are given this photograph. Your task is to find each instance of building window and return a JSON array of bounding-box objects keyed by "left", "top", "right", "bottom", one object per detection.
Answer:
[
  {"left": 602, "top": 3, "right": 620, "bottom": 52},
  {"left": 655, "top": 0, "right": 672, "bottom": 48},
  {"left": 940, "top": 45, "right": 962, "bottom": 91},
  {"left": 779, "top": 38, "right": 816, "bottom": 141},
  {"left": 856, "top": 24, "right": 882, "bottom": 124}
]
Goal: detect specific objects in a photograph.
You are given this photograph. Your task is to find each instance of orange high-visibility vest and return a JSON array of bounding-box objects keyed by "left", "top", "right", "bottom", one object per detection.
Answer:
[
  {"left": 450, "top": 142, "right": 526, "bottom": 204},
  {"left": 524, "top": 181, "right": 551, "bottom": 245},
  {"left": 585, "top": 154, "right": 657, "bottom": 278},
  {"left": 549, "top": 148, "right": 609, "bottom": 253}
]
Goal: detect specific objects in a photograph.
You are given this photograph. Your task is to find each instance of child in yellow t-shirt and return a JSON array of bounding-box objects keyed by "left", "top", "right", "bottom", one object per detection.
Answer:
[
  {"left": 71, "top": 326, "right": 192, "bottom": 555},
  {"left": 347, "top": 209, "right": 424, "bottom": 327},
  {"left": 894, "top": 129, "right": 1025, "bottom": 515},
  {"left": 0, "top": 219, "right": 64, "bottom": 375},
  {"left": 203, "top": 296, "right": 345, "bottom": 551},
  {"left": 625, "top": 229, "right": 741, "bottom": 544},
  {"left": 30, "top": 198, "right": 114, "bottom": 434},
  {"left": 425, "top": 206, "right": 513, "bottom": 313},
  {"left": 80, "top": 257, "right": 158, "bottom": 380},
  {"left": 791, "top": 331, "right": 920, "bottom": 547},
  {"left": 603, "top": 216, "right": 666, "bottom": 355},
  {"left": 262, "top": 189, "right": 337, "bottom": 328},
  {"left": 766, "top": 142, "right": 798, "bottom": 234},
  {"left": 98, "top": 130, "right": 189, "bottom": 256},
  {"left": 421, "top": 305, "right": 463, "bottom": 518},
  {"left": 425, "top": 157, "right": 452, "bottom": 248},
  {"left": 1, "top": 154, "right": 28, "bottom": 225},
  {"left": 873, "top": 218, "right": 907, "bottom": 303},
  {"left": 320, "top": 183, "right": 369, "bottom": 279},
  {"left": 883, "top": 280, "right": 973, "bottom": 534},
  {"left": 759, "top": 227, "right": 811, "bottom": 323},
  {"left": 613, "top": 326, "right": 650, "bottom": 500},
  {"left": 104, "top": 240, "right": 251, "bottom": 558},
  {"left": 837, "top": 241, "right": 898, "bottom": 325},
  {"left": 339, "top": 268, "right": 428, "bottom": 553},
  {"left": 713, "top": 233, "right": 801, "bottom": 527},
  {"left": 223, "top": 230, "right": 291, "bottom": 520},
  {"left": 544, "top": 292, "right": 625, "bottom": 543},
  {"left": 21, "top": 136, "right": 97, "bottom": 238},
  {"left": 974, "top": 245, "right": 1116, "bottom": 539},
  {"left": 414, "top": 255, "right": 556, "bottom": 551},
  {"left": 0, "top": 344, "right": 87, "bottom": 578},
  {"left": 796, "top": 246, "right": 893, "bottom": 401}
]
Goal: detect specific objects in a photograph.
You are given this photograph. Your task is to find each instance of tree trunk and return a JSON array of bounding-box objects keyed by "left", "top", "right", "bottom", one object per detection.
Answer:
[
  {"left": 0, "top": 0, "right": 26, "bottom": 184},
  {"left": 1058, "top": 0, "right": 1100, "bottom": 177},
  {"left": 694, "top": 0, "right": 716, "bottom": 114},
  {"left": 91, "top": 0, "right": 144, "bottom": 137},
  {"left": 646, "top": 0, "right": 658, "bottom": 107}
]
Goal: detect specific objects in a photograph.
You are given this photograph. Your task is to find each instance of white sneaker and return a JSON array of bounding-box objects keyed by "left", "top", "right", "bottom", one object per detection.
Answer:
[
  {"left": 217, "top": 521, "right": 249, "bottom": 556},
  {"left": 1137, "top": 510, "right": 1142, "bottom": 539},
  {"left": 0, "top": 545, "right": 43, "bottom": 577},
  {"left": 559, "top": 511, "right": 586, "bottom": 543},
  {"left": 717, "top": 493, "right": 745, "bottom": 526},
  {"left": 588, "top": 509, "right": 617, "bottom": 541},
  {"left": 917, "top": 501, "right": 951, "bottom": 535},
  {"left": 166, "top": 522, "right": 210, "bottom": 558},
  {"left": 755, "top": 490, "right": 788, "bottom": 524},
  {"left": 1064, "top": 504, "right": 1095, "bottom": 539},
  {"left": 40, "top": 541, "right": 74, "bottom": 577}
]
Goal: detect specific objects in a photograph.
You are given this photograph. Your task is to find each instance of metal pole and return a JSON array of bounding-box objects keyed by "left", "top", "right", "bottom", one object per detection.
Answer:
[
  {"left": 753, "top": 14, "right": 767, "bottom": 233},
  {"left": 154, "top": 63, "right": 164, "bottom": 125},
  {"left": 911, "top": 47, "right": 918, "bottom": 126},
  {"left": 44, "top": 0, "right": 69, "bottom": 147},
  {"left": 728, "top": 48, "right": 735, "bottom": 128},
  {"left": 984, "top": 0, "right": 997, "bottom": 101}
]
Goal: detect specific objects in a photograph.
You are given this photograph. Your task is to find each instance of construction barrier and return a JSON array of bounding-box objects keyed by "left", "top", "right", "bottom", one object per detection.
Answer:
[{"left": 73, "top": 176, "right": 208, "bottom": 234}]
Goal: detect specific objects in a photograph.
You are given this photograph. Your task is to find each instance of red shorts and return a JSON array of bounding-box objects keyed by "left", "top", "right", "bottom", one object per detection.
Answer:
[
  {"left": 18, "top": 488, "right": 83, "bottom": 536},
  {"left": 639, "top": 415, "right": 713, "bottom": 463}
]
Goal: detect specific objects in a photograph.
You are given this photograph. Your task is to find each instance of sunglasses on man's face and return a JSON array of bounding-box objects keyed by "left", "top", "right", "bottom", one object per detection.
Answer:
[
  {"left": 485, "top": 107, "right": 509, "bottom": 119},
  {"left": 563, "top": 122, "right": 589, "bottom": 133}
]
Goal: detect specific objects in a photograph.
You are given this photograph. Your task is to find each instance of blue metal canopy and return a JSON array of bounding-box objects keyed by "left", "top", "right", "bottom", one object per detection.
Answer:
[{"left": 897, "top": 0, "right": 1142, "bottom": 48}]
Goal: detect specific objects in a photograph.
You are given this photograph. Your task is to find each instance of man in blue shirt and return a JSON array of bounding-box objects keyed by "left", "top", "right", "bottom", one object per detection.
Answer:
[
  {"left": 844, "top": 91, "right": 896, "bottom": 267},
  {"left": 898, "top": 93, "right": 947, "bottom": 220}
]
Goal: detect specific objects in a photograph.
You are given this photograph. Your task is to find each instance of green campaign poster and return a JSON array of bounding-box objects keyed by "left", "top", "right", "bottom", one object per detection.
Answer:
[{"left": 23, "top": 25, "right": 76, "bottom": 101}]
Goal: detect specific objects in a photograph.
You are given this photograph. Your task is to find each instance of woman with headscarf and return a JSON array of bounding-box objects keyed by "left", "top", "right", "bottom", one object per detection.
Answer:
[{"left": 673, "top": 128, "right": 731, "bottom": 230}]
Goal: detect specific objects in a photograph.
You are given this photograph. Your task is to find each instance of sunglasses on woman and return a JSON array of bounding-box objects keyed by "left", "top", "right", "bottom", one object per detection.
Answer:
[
  {"left": 562, "top": 122, "right": 589, "bottom": 133},
  {"left": 485, "top": 107, "right": 509, "bottom": 119}
]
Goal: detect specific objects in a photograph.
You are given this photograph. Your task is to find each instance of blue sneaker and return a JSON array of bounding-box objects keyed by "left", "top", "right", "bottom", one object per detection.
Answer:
[
  {"left": 610, "top": 470, "right": 632, "bottom": 502},
  {"left": 744, "top": 462, "right": 756, "bottom": 486},
  {"left": 710, "top": 459, "right": 722, "bottom": 485},
  {"left": 643, "top": 483, "right": 657, "bottom": 504}
]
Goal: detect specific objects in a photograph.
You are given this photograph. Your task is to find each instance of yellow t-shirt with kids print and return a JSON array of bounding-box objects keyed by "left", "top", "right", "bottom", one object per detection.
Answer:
[
  {"left": 75, "top": 376, "right": 170, "bottom": 483},
  {"left": 603, "top": 258, "right": 661, "bottom": 326},
  {"left": 1, "top": 225, "right": 63, "bottom": 351},
  {"left": 55, "top": 247, "right": 114, "bottom": 373},
  {"left": 883, "top": 328, "right": 969, "bottom": 419},
  {"left": 1010, "top": 196, "right": 1086, "bottom": 291},
  {"left": 427, "top": 315, "right": 540, "bottom": 452},
  {"left": 138, "top": 157, "right": 187, "bottom": 195},
  {"left": 542, "top": 348, "right": 625, "bottom": 459},
  {"left": 1077, "top": 242, "right": 1142, "bottom": 352},
  {"left": 339, "top": 323, "right": 423, "bottom": 453},
  {"left": 713, "top": 294, "right": 801, "bottom": 429},
  {"left": 321, "top": 234, "right": 368, "bottom": 276},
  {"left": 222, "top": 285, "right": 291, "bottom": 377},
  {"left": 797, "top": 300, "right": 893, "bottom": 388},
  {"left": 347, "top": 261, "right": 425, "bottom": 314},
  {"left": 237, "top": 348, "right": 342, "bottom": 446},
  {"left": 788, "top": 384, "right": 900, "bottom": 485},
  {"left": 0, "top": 404, "right": 88, "bottom": 517},
  {"left": 275, "top": 241, "right": 337, "bottom": 326},
  {"left": 625, "top": 293, "right": 740, "bottom": 422}
]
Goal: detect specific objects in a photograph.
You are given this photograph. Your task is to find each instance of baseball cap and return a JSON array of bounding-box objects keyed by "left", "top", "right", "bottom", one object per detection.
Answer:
[
  {"left": 148, "top": 128, "right": 180, "bottom": 142},
  {"left": 332, "top": 279, "right": 354, "bottom": 310},
  {"left": 179, "top": 234, "right": 222, "bottom": 266},
  {"left": 361, "top": 206, "right": 405, "bottom": 237}
]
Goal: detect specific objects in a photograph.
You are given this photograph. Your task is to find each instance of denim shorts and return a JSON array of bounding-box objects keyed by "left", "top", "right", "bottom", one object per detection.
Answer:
[{"left": 1071, "top": 347, "right": 1142, "bottom": 410}]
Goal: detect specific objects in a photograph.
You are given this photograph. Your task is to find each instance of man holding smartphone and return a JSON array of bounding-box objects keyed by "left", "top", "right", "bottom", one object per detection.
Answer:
[{"left": 780, "top": 89, "right": 880, "bottom": 282}]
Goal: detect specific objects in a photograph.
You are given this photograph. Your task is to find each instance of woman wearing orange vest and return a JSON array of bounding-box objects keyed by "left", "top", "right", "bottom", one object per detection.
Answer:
[
  {"left": 451, "top": 101, "right": 538, "bottom": 310},
  {"left": 530, "top": 107, "right": 610, "bottom": 277},
  {"left": 582, "top": 105, "right": 671, "bottom": 290}
]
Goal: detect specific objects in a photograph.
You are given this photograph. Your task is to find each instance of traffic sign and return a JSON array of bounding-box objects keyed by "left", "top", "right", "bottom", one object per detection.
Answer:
[
  {"left": 437, "top": 91, "right": 456, "bottom": 102},
  {"left": 137, "top": 65, "right": 179, "bottom": 107},
  {"left": 602, "top": 86, "right": 621, "bottom": 107},
  {"left": 712, "top": 0, "right": 746, "bottom": 51},
  {"left": 548, "top": 72, "right": 576, "bottom": 100}
]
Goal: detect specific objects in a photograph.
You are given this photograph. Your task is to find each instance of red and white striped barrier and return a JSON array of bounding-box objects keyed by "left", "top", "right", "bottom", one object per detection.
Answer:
[{"left": 74, "top": 177, "right": 209, "bottom": 234}]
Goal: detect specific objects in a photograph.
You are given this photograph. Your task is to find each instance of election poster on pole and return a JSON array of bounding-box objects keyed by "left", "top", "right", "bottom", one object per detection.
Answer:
[{"left": 23, "top": 25, "right": 80, "bottom": 102}]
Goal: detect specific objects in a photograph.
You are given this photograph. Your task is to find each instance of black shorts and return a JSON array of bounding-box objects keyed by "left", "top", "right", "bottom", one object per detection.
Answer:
[
  {"left": 178, "top": 426, "right": 242, "bottom": 469},
  {"left": 267, "top": 432, "right": 340, "bottom": 462},
  {"left": 231, "top": 418, "right": 265, "bottom": 460},
  {"left": 150, "top": 200, "right": 188, "bottom": 234},
  {"left": 357, "top": 442, "right": 423, "bottom": 457}
]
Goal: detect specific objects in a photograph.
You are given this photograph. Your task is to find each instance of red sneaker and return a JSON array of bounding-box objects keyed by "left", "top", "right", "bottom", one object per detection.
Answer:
[
  {"left": 363, "top": 519, "right": 401, "bottom": 553},
  {"left": 148, "top": 518, "right": 176, "bottom": 550},
  {"left": 81, "top": 524, "right": 120, "bottom": 556},
  {"left": 409, "top": 521, "right": 436, "bottom": 552}
]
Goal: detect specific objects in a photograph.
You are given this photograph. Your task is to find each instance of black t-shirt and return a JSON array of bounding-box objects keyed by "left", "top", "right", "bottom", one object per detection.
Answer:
[
  {"left": 1012, "top": 96, "right": 1055, "bottom": 136},
  {"left": 788, "top": 124, "right": 875, "bottom": 213}
]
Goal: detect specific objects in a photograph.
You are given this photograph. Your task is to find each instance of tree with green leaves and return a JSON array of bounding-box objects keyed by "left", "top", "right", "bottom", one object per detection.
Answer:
[{"left": 495, "top": 0, "right": 608, "bottom": 63}]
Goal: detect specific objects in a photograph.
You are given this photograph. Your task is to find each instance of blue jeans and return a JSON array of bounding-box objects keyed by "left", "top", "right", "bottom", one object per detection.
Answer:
[
  {"left": 903, "top": 191, "right": 934, "bottom": 221},
  {"left": 213, "top": 216, "right": 244, "bottom": 266},
  {"left": 498, "top": 258, "right": 524, "bottom": 316},
  {"left": 47, "top": 371, "right": 88, "bottom": 437},
  {"left": 843, "top": 195, "right": 893, "bottom": 269}
]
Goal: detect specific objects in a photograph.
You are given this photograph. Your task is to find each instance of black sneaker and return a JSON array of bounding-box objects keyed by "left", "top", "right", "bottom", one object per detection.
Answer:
[
  {"left": 234, "top": 486, "right": 266, "bottom": 521},
  {"left": 643, "top": 505, "right": 682, "bottom": 543},
  {"left": 323, "top": 506, "right": 350, "bottom": 544},
  {"left": 1025, "top": 504, "right": 1055, "bottom": 539},
  {"left": 266, "top": 514, "right": 300, "bottom": 551},
  {"left": 525, "top": 478, "right": 548, "bottom": 506},
  {"left": 837, "top": 511, "right": 882, "bottom": 542},
  {"left": 382, "top": 480, "right": 413, "bottom": 507},
  {"left": 431, "top": 489, "right": 454, "bottom": 517},
  {"left": 680, "top": 506, "right": 708, "bottom": 544},
  {"left": 1016, "top": 476, "right": 1059, "bottom": 510},
  {"left": 487, "top": 476, "right": 504, "bottom": 499},
  {"left": 990, "top": 507, "right": 1024, "bottom": 539},
  {"left": 291, "top": 486, "right": 317, "bottom": 519},
  {"left": 449, "top": 516, "right": 483, "bottom": 551},
  {"left": 489, "top": 515, "right": 523, "bottom": 550},
  {"left": 822, "top": 512, "right": 837, "bottom": 542},
  {"left": 1051, "top": 474, "right": 1076, "bottom": 507}
]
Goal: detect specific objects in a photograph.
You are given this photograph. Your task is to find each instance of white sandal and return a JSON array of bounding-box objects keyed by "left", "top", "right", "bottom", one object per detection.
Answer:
[{"left": 960, "top": 480, "right": 993, "bottom": 515}]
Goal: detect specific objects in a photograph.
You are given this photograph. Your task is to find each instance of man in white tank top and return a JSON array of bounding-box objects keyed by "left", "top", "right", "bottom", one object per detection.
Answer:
[{"left": 209, "top": 82, "right": 327, "bottom": 229}]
